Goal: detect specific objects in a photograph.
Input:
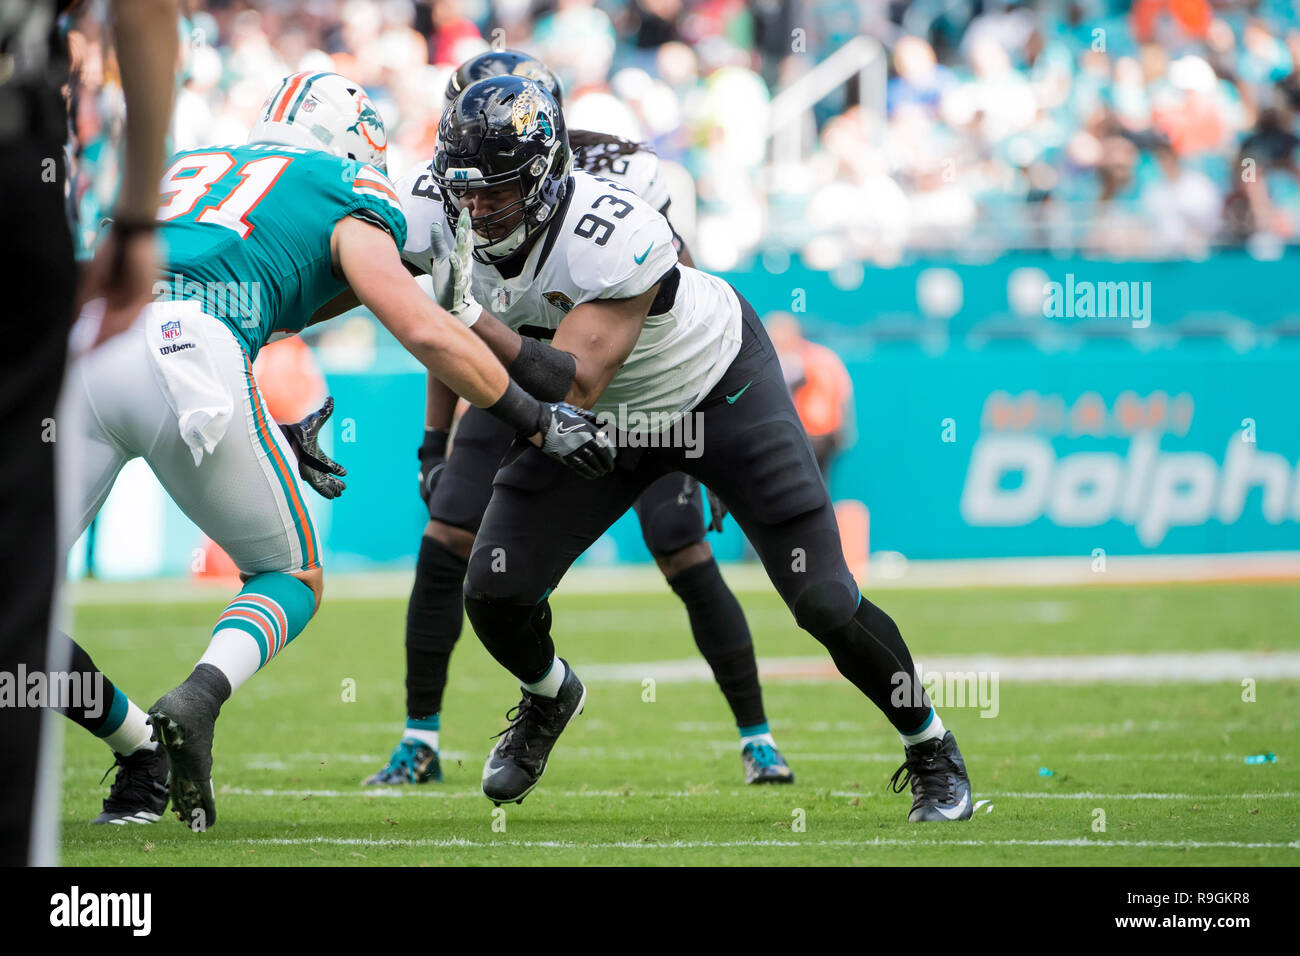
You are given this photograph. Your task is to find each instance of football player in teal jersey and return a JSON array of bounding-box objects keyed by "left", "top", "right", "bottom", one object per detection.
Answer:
[{"left": 60, "top": 71, "right": 613, "bottom": 829}]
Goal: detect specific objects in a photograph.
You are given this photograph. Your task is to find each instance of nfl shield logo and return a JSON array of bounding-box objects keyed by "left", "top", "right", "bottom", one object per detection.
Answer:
[
  {"left": 302, "top": 98, "right": 317, "bottom": 113},
  {"left": 492, "top": 287, "right": 511, "bottom": 310},
  {"left": 161, "top": 320, "right": 182, "bottom": 341}
]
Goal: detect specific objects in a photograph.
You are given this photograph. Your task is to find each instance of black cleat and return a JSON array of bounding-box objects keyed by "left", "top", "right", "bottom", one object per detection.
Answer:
[
  {"left": 363, "top": 738, "right": 443, "bottom": 785},
  {"left": 482, "top": 660, "right": 585, "bottom": 806},
  {"left": 742, "top": 741, "right": 795, "bottom": 784},
  {"left": 147, "top": 666, "right": 228, "bottom": 830},
  {"left": 889, "top": 731, "right": 973, "bottom": 822},
  {"left": 92, "top": 746, "right": 169, "bottom": 825}
]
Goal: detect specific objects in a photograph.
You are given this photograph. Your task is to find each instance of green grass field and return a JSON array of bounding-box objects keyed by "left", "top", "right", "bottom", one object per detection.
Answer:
[{"left": 59, "top": 579, "right": 1300, "bottom": 865}]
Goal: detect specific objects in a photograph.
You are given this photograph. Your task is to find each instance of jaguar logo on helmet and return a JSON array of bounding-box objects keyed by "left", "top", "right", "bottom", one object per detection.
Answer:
[{"left": 510, "top": 84, "right": 554, "bottom": 142}]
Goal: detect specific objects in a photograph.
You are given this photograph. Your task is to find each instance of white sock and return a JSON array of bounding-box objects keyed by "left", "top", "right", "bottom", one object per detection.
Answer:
[
  {"left": 899, "top": 709, "right": 946, "bottom": 748},
  {"left": 404, "top": 727, "right": 439, "bottom": 750},
  {"left": 740, "top": 731, "right": 776, "bottom": 751},
  {"left": 521, "top": 657, "right": 566, "bottom": 699},
  {"left": 198, "top": 628, "right": 262, "bottom": 694},
  {"left": 104, "top": 701, "right": 155, "bottom": 756}
]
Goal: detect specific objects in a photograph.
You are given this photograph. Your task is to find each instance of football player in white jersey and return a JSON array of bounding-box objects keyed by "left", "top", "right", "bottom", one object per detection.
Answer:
[
  {"left": 443, "top": 50, "right": 681, "bottom": 254},
  {"left": 399, "top": 74, "right": 974, "bottom": 822},
  {"left": 367, "top": 51, "right": 794, "bottom": 789}
]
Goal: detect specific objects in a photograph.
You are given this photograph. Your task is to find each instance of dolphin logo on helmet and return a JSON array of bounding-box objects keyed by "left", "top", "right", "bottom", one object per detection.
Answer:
[
  {"left": 347, "top": 98, "right": 387, "bottom": 151},
  {"left": 249, "top": 71, "right": 389, "bottom": 173}
]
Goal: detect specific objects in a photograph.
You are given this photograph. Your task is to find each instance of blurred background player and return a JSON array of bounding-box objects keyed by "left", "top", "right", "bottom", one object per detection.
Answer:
[
  {"left": 766, "top": 312, "right": 856, "bottom": 482},
  {"left": 371, "top": 50, "right": 793, "bottom": 790},
  {"left": 0, "top": 0, "right": 177, "bottom": 865},
  {"left": 56, "top": 69, "right": 611, "bottom": 829}
]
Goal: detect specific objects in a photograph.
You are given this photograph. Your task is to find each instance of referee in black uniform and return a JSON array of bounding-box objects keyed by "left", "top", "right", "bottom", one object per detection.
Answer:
[{"left": 0, "top": 0, "right": 175, "bottom": 866}]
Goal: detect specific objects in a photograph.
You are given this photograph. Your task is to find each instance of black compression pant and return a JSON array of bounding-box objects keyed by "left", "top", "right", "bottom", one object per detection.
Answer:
[{"left": 463, "top": 291, "right": 932, "bottom": 734}]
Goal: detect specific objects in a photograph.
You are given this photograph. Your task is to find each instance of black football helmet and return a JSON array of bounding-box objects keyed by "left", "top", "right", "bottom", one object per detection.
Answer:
[
  {"left": 445, "top": 50, "right": 564, "bottom": 108},
  {"left": 432, "top": 75, "right": 571, "bottom": 261}
]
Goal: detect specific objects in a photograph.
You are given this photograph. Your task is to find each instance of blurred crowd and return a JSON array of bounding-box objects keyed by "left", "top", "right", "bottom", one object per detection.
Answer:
[{"left": 64, "top": 0, "right": 1300, "bottom": 270}]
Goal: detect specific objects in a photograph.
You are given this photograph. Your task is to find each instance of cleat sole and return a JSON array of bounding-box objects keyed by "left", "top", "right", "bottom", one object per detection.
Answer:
[{"left": 149, "top": 709, "right": 217, "bottom": 829}]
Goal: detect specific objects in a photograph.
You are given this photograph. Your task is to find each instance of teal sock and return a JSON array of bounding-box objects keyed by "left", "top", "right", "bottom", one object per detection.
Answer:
[
  {"left": 739, "top": 721, "right": 775, "bottom": 750},
  {"left": 198, "top": 572, "right": 316, "bottom": 692},
  {"left": 57, "top": 633, "right": 154, "bottom": 753},
  {"left": 404, "top": 714, "right": 440, "bottom": 750},
  {"left": 899, "top": 708, "right": 946, "bottom": 747},
  {"left": 522, "top": 657, "right": 565, "bottom": 698},
  {"left": 98, "top": 688, "right": 155, "bottom": 755}
]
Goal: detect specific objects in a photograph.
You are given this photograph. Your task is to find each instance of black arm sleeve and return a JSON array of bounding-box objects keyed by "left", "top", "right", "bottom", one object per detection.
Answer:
[{"left": 508, "top": 336, "right": 578, "bottom": 402}]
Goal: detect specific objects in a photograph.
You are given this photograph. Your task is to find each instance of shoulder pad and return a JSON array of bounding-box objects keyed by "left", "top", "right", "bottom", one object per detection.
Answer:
[
  {"left": 562, "top": 172, "right": 676, "bottom": 304},
  {"left": 393, "top": 161, "right": 449, "bottom": 272}
]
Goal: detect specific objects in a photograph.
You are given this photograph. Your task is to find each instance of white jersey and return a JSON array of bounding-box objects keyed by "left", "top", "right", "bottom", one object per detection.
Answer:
[
  {"left": 397, "top": 166, "right": 741, "bottom": 427},
  {"left": 570, "top": 131, "right": 672, "bottom": 213}
]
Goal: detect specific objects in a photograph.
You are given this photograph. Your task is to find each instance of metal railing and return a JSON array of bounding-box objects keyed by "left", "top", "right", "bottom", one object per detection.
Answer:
[{"left": 766, "top": 34, "right": 887, "bottom": 169}]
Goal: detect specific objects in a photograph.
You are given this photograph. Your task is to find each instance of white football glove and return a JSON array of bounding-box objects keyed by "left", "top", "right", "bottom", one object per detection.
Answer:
[{"left": 427, "top": 207, "right": 482, "bottom": 328}]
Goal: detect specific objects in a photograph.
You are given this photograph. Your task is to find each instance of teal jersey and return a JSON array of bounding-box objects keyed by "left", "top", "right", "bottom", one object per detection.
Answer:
[{"left": 156, "top": 143, "right": 407, "bottom": 359}]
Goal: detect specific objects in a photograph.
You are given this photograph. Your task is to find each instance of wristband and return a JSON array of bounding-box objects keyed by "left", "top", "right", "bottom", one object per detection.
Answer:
[
  {"left": 110, "top": 218, "right": 159, "bottom": 239},
  {"left": 106, "top": 218, "right": 156, "bottom": 282},
  {"left": 419, "top": 428, "right": 449, "bottom": 459},
  {"left": 485, "top": 379, "right": 543, "bottom": 435}
]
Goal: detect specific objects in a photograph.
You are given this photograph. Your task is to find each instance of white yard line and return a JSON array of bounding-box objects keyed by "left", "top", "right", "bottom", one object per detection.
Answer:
[
  {"left": 215, "top": 786, "right": 1299, "bottom": 801},
  {"left": 584, "top": 651, "right": 1300, "bottom": 684},
  {"left": 67, "top": 550, "right": 1300, "bottom": 605},
  {"left": 218, "top": 749, "right": 1276, "bottom": 767},
  {"left": 175, "top": 836, "right": 1300, "bottom": 851},
  {"left": 832, "top": 791, "right": 1298, "bottom": 800},
  {"left": 671, "top": 718, "right": 1259, "bottom": 740}
]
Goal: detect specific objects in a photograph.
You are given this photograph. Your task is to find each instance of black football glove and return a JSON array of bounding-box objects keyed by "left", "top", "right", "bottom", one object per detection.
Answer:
[
  {"left": 279, "top": 397, "right": 346, "bottom": 499},
  {"left": 537, "top": 402, "right": 615, "bottom": 479},
  {"left": 704, "top": 484, "right": 729, "bottom": 533},
  {"left": 418, "top": 428, "right": 450, "bottom": 513}
]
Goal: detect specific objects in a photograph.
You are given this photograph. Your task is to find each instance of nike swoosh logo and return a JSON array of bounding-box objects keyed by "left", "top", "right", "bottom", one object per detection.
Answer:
[
  {"left": 725, "top": 381, "right": 752, "bottom": 404},
  {"left": 936, "top": 792, "right": 970, "bottom": 820},
  {"left": 633, "top": 242, "right": 654, "bottom": 264},
  {"left": 555, "top": 421, "right": 588, "bottom": 435}
]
